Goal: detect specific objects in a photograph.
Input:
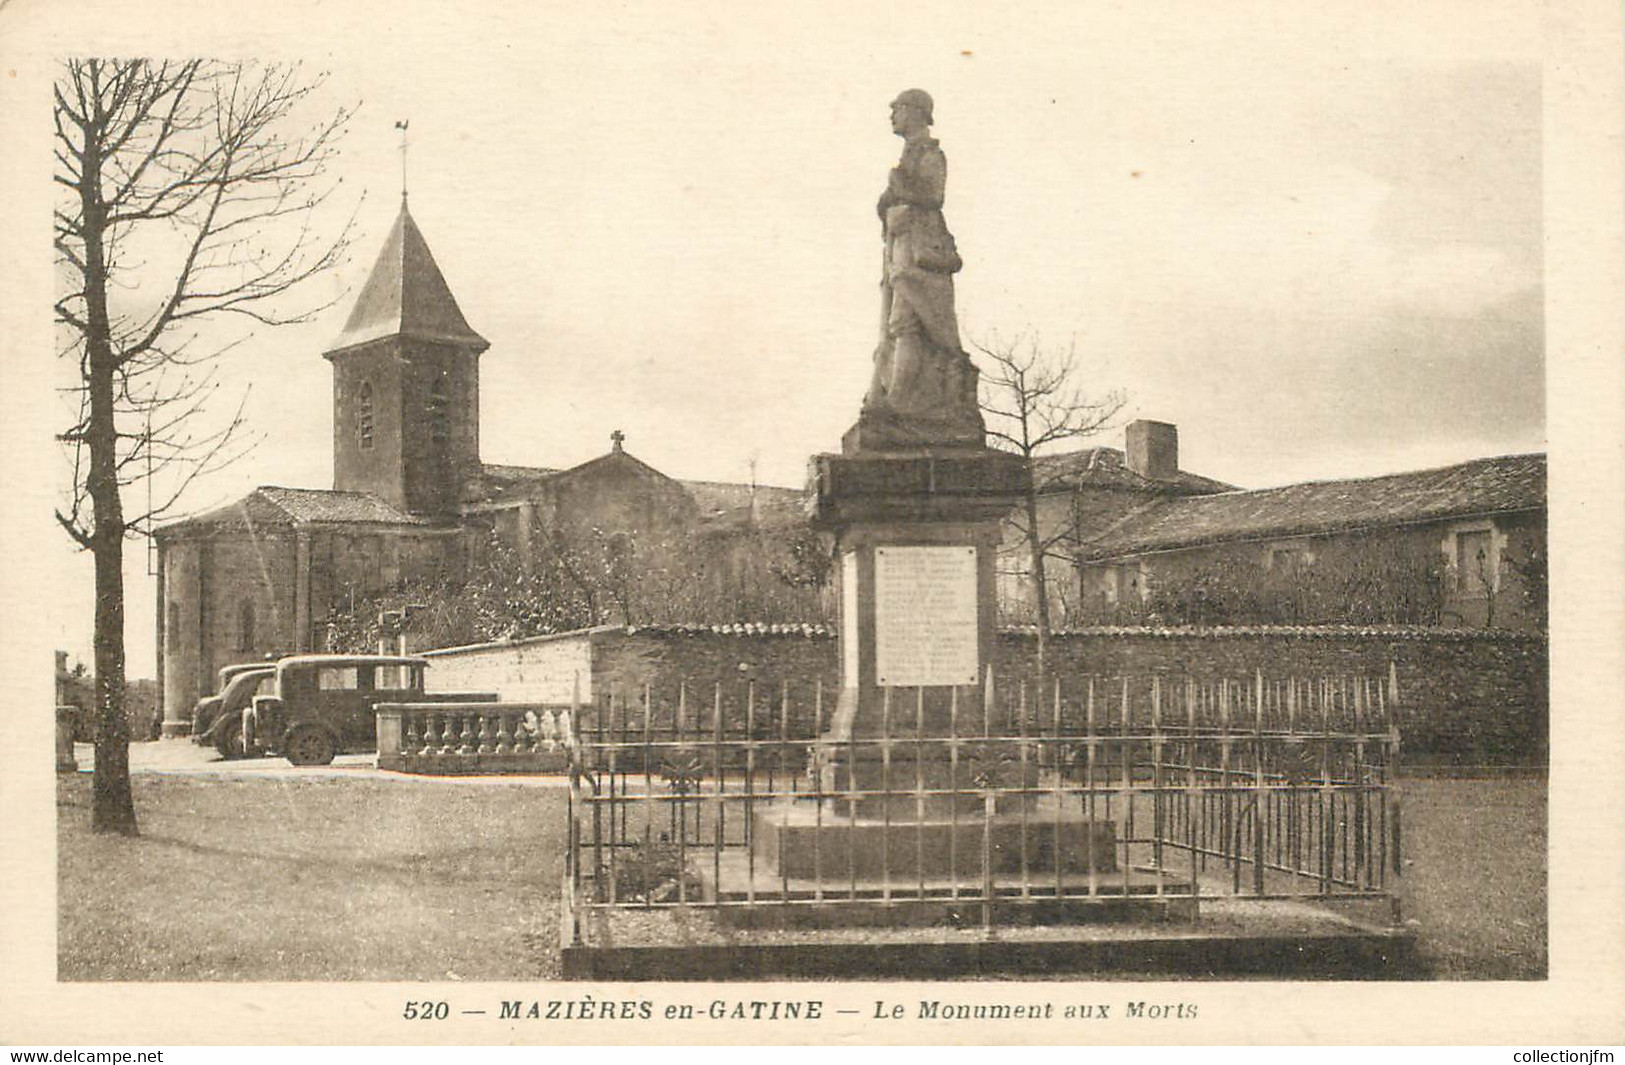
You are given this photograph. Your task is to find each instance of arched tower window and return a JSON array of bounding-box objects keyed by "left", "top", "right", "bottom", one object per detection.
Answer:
[
  {"left": 428, "top": 372, "right": 451, "bottom": 446},
  {"left": 357, "top": 381, "right": 375, "bottom": 451},
  {"left": 238, "top": 602, "right": 256, "bottom": 651}
]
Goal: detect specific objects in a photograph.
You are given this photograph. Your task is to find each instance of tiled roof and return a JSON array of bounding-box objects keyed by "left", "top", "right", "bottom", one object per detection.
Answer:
[
  {"left": 482, "top": 463, "right": 561, "bottom": 481},
  {"left": 157, "top": 486, "right": 431, "bottom": 535},
  {"left": 461, "top": 463, "right": 561, "bottom": 504},
  {"left": 1031, "top": 447, "right": 1234, "bottom": 496},
  {"left": 682, "top": 478, "right": 802, "bottom": 530},
  {"left": 326, "top": 198, "right": 488, "bottom": 356},
  {"left": 464, "top": 460, "right": 808, "bottom": 529},
  {"left": 256, "top": 486, "right": 429, "bottom": 524},
  {"left": 1078, "top": 453, "right": 1546, "bottom": 560}
]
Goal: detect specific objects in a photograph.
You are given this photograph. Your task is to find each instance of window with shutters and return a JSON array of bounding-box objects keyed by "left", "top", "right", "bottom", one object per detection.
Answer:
[
  {"left": 1106, "top": 562, "right": 1143, "bottom": 603},
  {"left": 1455, "top": 528, "right": 1495, "bottom": 596}
]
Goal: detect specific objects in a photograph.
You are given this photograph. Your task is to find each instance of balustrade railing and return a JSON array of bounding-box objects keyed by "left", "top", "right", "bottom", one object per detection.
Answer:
[{"left": 376, "top": 702, "right": 574, "bottom": 773}]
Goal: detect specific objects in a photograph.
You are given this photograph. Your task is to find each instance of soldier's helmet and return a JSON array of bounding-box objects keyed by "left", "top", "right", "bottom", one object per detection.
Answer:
[{"left": 890, "top": 88, "right": 934, "bottom": 124}]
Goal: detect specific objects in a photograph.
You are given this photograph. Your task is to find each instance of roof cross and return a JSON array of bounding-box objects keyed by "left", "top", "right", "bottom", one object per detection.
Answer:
[
  {"left": 610, "top": 429, "right": 626, "bottom": 452},
  {"left": 394, "top": 119, "right": 410, "bottom": 200}
]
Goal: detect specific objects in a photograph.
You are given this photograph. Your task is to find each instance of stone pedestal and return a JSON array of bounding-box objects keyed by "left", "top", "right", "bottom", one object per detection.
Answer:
[
  {"left": 56, "top": 706, "right": 80, "bottom": 772},
  {"left": 718, "top": 447, "right": 1122, "bottom": 911},
  {"left": 805, "top": 447, "right": 1026, "bottom": 804}
]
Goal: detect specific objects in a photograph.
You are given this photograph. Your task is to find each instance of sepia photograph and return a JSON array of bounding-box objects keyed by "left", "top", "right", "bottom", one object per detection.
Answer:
[{"left": 2, "top": 0, "right": 1622, "bottom": 1047}]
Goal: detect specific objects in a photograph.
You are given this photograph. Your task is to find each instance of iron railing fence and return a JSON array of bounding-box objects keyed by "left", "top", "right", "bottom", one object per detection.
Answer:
[{"left": 564, "top": 670, "right": 1402, "bottom": 940}]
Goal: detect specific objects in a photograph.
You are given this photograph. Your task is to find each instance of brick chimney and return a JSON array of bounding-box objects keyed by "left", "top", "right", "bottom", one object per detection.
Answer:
[{"left": 1125, "top": 420, "right": 1178, "bottom": 481}]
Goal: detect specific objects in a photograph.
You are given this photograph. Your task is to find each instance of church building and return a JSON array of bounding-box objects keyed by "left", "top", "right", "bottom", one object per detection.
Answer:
[{"left": 154, "top": 198, "right": 793, "bottom": 734}]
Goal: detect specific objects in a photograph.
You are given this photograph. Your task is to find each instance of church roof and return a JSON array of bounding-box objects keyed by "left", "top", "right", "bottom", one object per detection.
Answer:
[
  {"left": 156, "top": 486, "right": 434, "bottom": 536},
  {"left": 686, "top": 480, "right": 806, "bottom": 531},
  {"left": 326, "top": 198, "right": 489, "bottom": 356},
  {"left": 462, "top": 458, "right": 807, "bottom": 530},
  {"left": 461, "top": 463, "right": 562, "bottom": 505},
  {"left": 1077, "top": 453, "right": 1545, "bottom": 561}
]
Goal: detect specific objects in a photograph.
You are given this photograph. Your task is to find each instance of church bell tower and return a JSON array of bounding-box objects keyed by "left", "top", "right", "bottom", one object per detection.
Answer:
[{"left": 324, "top": 196, "right": 488, "bottom": 516}]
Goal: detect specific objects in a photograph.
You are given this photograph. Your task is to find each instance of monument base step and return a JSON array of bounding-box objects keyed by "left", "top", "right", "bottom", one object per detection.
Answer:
[
  {"left": 750, "top": 800, "right": 1117, "bottom": 879},
  {"left": 693, "top": 851, "right": 1195, "bottom": 928},
  {"left": 561, "top": 894, "right": 1418, "bottom": 979}
]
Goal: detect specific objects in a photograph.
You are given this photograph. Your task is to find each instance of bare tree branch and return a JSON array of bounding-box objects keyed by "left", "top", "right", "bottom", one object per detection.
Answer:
[
  {"left": 973, "top": 330, "right": 1127, "bottom": 659},
  {"left": 54, "top": 57, "right": 359, "bottom": 834}
]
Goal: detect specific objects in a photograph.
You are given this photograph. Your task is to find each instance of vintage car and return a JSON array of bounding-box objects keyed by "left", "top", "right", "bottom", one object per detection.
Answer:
[
  {"left": 196, "top": 665, "right": 277, "bottom": 758},
  {"left": 242, "top": 654, "right": 496, "bottom": 766},
  {"left": 190, "top": 661, "right": 278, "bottom": 746}
]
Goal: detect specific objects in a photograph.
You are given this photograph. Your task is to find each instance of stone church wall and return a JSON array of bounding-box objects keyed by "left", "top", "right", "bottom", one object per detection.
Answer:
[
  {"left": 162, "top": 531, "right": 299, "bottom": 719},
  {"left": 160, "top": 538, "right": 202, "bottom": 721}
]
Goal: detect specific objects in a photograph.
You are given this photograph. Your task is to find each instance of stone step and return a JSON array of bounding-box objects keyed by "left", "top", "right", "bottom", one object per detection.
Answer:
[
  {"left": 693, "top": 851, "right": 1195, "bottom": 928},
  {"left": 750, "top": 800, "right": 1117, "bottom": 879}
]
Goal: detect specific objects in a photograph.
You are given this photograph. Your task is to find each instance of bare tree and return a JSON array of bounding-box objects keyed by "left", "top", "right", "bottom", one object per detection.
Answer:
[
  {"left": 54, "top": 59, "right": 357, "bottom": 833},
  {"left": 974, "top": 332, "right": 1124, "bottom": 673}
]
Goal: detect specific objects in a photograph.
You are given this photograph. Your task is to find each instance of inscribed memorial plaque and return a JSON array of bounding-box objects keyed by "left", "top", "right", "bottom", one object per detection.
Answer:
[{"left": 873, "top": 545, "right": 978, "bottom": 686}]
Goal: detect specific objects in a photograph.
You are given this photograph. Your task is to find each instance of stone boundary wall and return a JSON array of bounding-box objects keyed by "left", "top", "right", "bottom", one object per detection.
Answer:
[
  {"left": 997, "top": 628, "right": 1548, "bottom": 767},
  {"left": 420, "top": 624, "right": 1547, "bottom": 766},
  {"left": 423, "top": 628, "right": 595, "bottom": 704}
]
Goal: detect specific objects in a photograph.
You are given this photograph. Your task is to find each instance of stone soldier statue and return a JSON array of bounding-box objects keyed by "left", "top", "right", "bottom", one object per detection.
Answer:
[{"left": 851, "top": 88, "right": 985, "bottom": 452}]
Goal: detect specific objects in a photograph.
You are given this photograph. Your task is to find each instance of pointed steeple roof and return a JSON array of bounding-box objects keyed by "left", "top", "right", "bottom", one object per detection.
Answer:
[{"left": 326, "top": 197, "right": 489, "bottom": 357}]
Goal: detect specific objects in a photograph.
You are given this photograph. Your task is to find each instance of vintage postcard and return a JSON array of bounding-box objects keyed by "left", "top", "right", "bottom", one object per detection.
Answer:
[{"left": 1, "top": 0, "right": 1621, "bottom": 1048}]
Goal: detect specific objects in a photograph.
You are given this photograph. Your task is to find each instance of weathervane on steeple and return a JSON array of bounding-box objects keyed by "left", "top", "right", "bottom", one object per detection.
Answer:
[{"left": 395, "top": 119, "right": 410, "bottom": 201}]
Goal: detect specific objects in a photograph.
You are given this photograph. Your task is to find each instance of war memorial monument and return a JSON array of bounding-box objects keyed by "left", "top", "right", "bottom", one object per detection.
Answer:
[{"left": 557, "top": 90, "right": 1409, "bottom": 979}]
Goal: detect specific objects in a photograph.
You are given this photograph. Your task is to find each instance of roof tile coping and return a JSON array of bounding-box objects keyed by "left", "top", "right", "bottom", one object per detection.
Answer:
[
  {"left": 1002, "top": 624, "right": 1546, "bottom": 641},
  {"left": 420, "top": 621, "right": 1542, "bottom": 658}
]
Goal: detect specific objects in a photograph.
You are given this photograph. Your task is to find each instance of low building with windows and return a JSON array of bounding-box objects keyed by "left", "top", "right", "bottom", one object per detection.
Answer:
[
  {"left": 1069, "top": 450, "right": 1547, "bottom": 631},
  {"left": 995, "top": 416, "right": 1546, "bottom": 632}
]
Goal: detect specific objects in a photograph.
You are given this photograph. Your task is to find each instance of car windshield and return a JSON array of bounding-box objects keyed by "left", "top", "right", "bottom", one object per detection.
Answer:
[
  {"left": 217, "top": 665, "right": 259, "bottom": 690},
  {"left": 375, "top": 663, "right": 424, "bottom": 691},
  {"left": 222, "top": 671, "right": 273, "bottom": 704}
]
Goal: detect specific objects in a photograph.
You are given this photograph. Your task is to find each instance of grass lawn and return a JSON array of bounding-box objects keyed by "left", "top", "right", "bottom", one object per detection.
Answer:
[
  {"left": 57, "top": 774, "right": 568, "bottom": 981},
  {"left": 1397, "top": 775, "right": 1547, "bottom": 979},
  {"left": 57, "top": 771, "right": 1545, "bottom": 981}
]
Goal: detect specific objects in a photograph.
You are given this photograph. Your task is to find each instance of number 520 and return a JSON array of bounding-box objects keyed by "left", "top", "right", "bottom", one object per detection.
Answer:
[{"left": 404, "top": 1001, "right": 450, "bottom": 1020}]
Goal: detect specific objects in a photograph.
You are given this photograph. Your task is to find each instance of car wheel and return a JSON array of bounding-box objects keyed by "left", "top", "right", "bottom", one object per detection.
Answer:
[
  {"left": 213, "top": 716, "right": 245, "bottom": 760},
  {"left": 285, "top": 726, "right": 336, "bottom": 767}
]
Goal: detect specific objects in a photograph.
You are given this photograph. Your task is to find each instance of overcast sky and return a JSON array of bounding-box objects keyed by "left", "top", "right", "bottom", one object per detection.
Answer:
[{"left": 28, "top": 2, "right": 1546, "bottom": 674}]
